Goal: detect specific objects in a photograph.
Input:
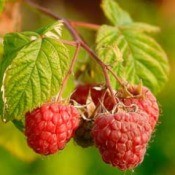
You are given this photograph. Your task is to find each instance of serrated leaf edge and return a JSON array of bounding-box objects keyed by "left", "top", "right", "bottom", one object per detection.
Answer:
[
  {"left": 96, "top": 25, "right": 169, "bottom": 93},
  {"left": 39, "top": 20, "right": 63, "bottom": 40},
  {"left": 101, "top": 0, "right": 132, "bottom": 26},
  {"left": 1, "top": 66, "right": 9, "bottom": 122}
]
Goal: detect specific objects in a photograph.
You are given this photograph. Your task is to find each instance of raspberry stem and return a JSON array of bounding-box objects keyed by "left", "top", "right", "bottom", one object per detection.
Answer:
[
  {"left": 57, "top": 43, "right": 81, "bottom": 101},
  {"left": 70, "top": 21, "right": 100, "bottom": 30},
  {"left": 60, "top": 40, "right": 78, "bottom": 47},
  {"left": 24, "top": 0, "right": 126, "bottom": 103}
]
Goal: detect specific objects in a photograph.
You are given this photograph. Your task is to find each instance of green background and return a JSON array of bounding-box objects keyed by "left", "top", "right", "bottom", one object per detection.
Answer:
[{"left": 0, "top": 0, "right": 175, "bottom": 174}]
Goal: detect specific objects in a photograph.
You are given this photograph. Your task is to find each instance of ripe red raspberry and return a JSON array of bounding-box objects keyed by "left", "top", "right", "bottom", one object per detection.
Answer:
[
  {"left": 91, "top": 88, "right": 116, "bottom": 111},
  {"left": 71, "top": 84, "right": 115, "bottom": 110},
  {"left": 25, "top": 103, "right": 80, "bottom": 155},
  {"left": 92, "top": 111, "right": 152, "bottom": 170},
  {"left": 120, "top": 86, "right": 159, "bottom": 129},
  {"left": 71, "top": 84, "right": 91, "bottom": 105}
]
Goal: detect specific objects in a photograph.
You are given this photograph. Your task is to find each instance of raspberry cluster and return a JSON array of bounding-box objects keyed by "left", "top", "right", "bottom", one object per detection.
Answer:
[
  {"left": 25, "top": 84, "right": 159, "bottom": 171},
  {"left": 71, "top": 84, "right": 159, "bottom": 170}
]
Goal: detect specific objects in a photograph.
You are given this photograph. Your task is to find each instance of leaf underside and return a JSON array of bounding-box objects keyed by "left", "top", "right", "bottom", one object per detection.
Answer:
[{"left": 96, "top": 25, "right": 169, "bottom": 93}]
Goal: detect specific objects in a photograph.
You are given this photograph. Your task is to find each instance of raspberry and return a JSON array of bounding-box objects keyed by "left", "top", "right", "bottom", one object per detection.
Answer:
[
  {"left": 71, "top": 84, "right": 115, "bottom": 110},
  {"left": 120, "top": 86, "right": 159, "bottom": 129},
  {"left": 71, "top": 84, "right": 105, "bottom": 105},
  {"left": 91, "top": 88, "right": 116, "bottom": 111},
  {"left": 74, "top": 119, "right": 94, "bottom": 148},
  {"left": 71, "top": 84, "right": 91, "bottom": 105},
  {"left": 92, "top": 111, "right": 152, "bottom": 170},
  {"left": 25, "top": 103, "right": 80, "bottom": 155},
  {"left": 91, "top": 87, "right": 108, "bottom": 105}
]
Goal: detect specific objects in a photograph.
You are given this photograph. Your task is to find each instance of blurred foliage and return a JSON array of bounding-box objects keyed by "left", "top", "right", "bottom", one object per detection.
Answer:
[
  {"left": 0, "top": 0, "right": 4, "bottom": 12},
  {"left": 0, "top": 121, "right": 38, "bottom": 161},
  {"left": 0, "top": 0, "right": 175, "bottom": 175}
]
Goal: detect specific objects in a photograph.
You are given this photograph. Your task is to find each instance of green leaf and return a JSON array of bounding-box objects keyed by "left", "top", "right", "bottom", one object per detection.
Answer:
[
  {"left": 96, "top": 25, "right": 169, "bottom": 94},
  {"left": 0, "top": 0, "right": 5, "bottom": 12},
  {"left": 2, "top": 37, "right": 70, "bottom": 121},
  {"left": 12, "top": 119, "right": 24, "bottom": 132},
  {"left": 122, "top": 22, "right": 160, "bottom": 33},
  {"left": 36, "top": 21, "right": 63, "bottom": 40},
  {"left": 96, "top": 26, "right": 125, "bottom": 82},
  {"left": 0, "top": 32, "right": 40, "bottom": 118},
  {"left": 101, "top": 0, "right": 132, "bottom": 26},
  {"left": 3, "top": 32, "right": 39, "bottom": 54}
]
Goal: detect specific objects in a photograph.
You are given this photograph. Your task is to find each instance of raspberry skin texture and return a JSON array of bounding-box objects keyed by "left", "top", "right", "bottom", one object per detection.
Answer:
[
  {"left": 25, "top": 103, "right": 80, "bottom": 155},
  {"left": 92, "top": 111, "right": 152, "bottom": 170},
  {"left": 74, "top": 119, "right": 94, "bottom": 148},
  {"left": 121, "top": 86, "right": 159, "bottom": 129}
]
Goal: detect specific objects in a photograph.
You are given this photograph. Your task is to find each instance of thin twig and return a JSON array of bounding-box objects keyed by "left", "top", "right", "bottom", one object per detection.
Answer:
[
  {"left": 60, "top": 39, "right": 78, "bottom": 47},
  {"left": 24, "top": 0, "right": 81, "bottom": 41},
  {"left": 70, "top": 21, "right": 100, "bottom": 30},
  {"left": 106, "top": 65, "right": 126, "bottom": 87},
  {"left": 81, "top": 43, "right": 117, "bottom": 103},
  {"left": 57, "top": 43, "right": 81, "bottom": 100}
]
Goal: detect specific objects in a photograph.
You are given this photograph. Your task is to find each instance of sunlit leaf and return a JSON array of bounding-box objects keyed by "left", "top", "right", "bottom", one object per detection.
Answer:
[
  {"left": 0, "top": 32, "right": 40, "bottom": 118},
  {"left": 101, "top": 0, "right": 132, "bottom": 26},
  {"left": 37, "top": 20, "right": 63, "bottom": 40},
  {"left": 2, "top": 37, "right": 70, "bottom": 121},
  {"left": 0, "top": 21, "right": 71, "bottom": 121}
]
